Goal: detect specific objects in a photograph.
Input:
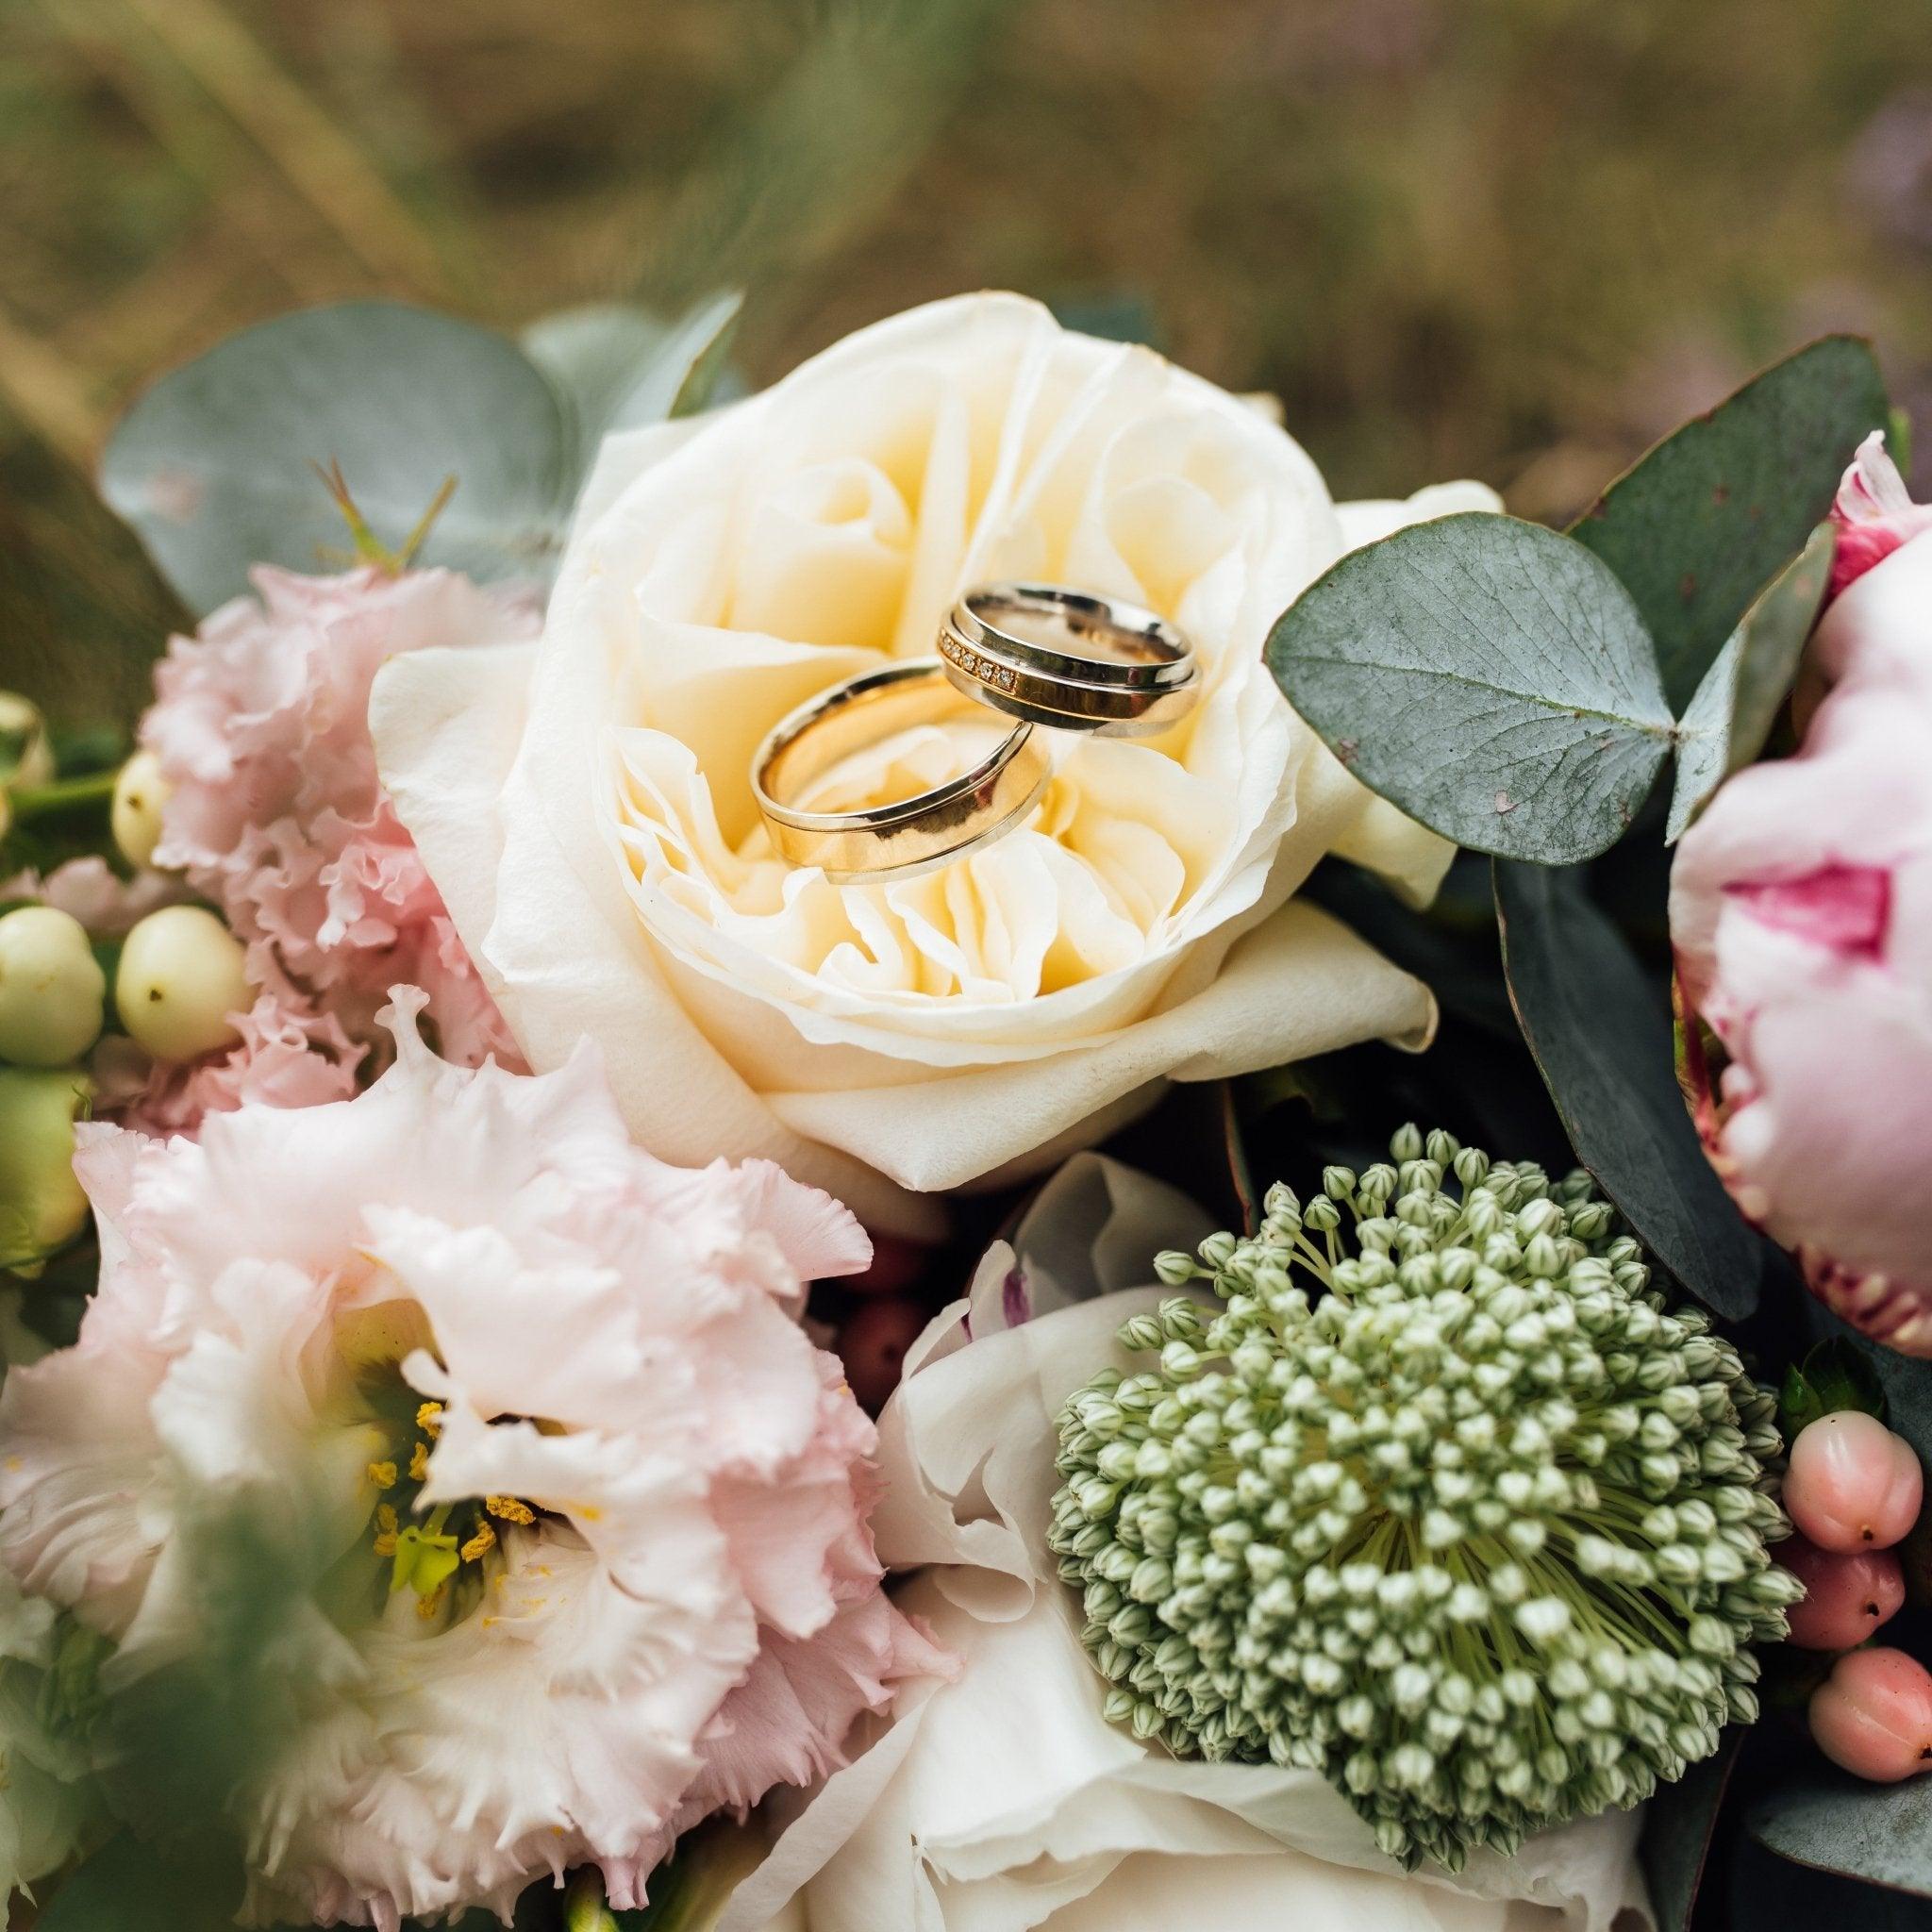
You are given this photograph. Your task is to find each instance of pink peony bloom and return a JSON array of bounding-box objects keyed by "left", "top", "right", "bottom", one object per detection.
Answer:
[
  {"left": 1673, "top": 448, "right": 1932, "bottom": 1353},
  {"left": 142, "top": 567, "right": 539, "bottom": 1074},
  {"left": 1829, "top": 430, "right": 1932, "bottom": 598},
  {"left": 0, "top": 991, "right": 941, "bottom": 1927}
]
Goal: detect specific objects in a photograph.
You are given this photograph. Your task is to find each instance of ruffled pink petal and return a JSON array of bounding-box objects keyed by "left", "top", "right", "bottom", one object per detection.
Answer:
[{"left": 1829, "top": 429, "right": 1932, "bottom": 598}]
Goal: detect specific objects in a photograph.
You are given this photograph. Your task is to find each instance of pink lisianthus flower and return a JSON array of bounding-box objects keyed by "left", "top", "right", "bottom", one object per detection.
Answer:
[
  {"left": 0, "top": 991, "right": 942, "bottom": 1928},
  {"left": 143, "top": 566, "right": 539, "bottom": 1074},
  {"left": 1672, "top": 435, "right": 1932, "bottom": 1353}
]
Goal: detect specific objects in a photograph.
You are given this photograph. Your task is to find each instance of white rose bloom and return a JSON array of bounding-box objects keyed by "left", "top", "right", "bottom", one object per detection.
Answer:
[
  {"left": 717, "top": 1157, "right": 1654, "bottom": 1932},
  {"left": 373, "top": 294, "right": 1494, "bottom": 1230}
]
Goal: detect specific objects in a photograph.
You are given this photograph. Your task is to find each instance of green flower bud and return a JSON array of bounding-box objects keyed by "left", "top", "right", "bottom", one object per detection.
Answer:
[
  {"left": 0, "top": 1065, "right": 91, "bottom": 1271},
  {"left": 1049, "top": 1124, "right": 1791, "bottom": 1874},
  {"left": 0, "top": 908, "right": 106, "bottom": 1067}
]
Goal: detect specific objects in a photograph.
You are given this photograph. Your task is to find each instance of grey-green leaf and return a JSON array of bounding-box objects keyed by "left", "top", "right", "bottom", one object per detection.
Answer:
[
  {"left": 1268, "top": 513, "right": 1674, "bottom": 864},
  {"left": 1493, "top": 859, "right": 1765, "bottom": 1318},
  {"left": 1571, "top": 335, "right": 1888, "bottom": 711},
  {"left": 1751, "top": 1771, "right": 1932, "bottom": 1900},
  {"left": 1666, "top": 521, "right": 1834, "bottom": 841},
  {"left": 521, "top": 290, "right": 744, "bottom": 478},
  {"left": 102, "top": 301, "right": 577, "bottom": 616}
]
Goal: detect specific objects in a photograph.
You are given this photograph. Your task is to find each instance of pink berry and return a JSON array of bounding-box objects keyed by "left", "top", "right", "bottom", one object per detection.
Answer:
[
  {"left": 1779, "top": 1534, "right": 1906, "bottom": 1649},
  {"left": 845, "top": 1231, "right": 930, "bottom": 1297},
  {"left": 1785, "top": 1411, "right": 1924, "bottom": 1552},
  {"left": 836, "top": 1295, "right": 929, "bottom": 1412},
  {"left": 1809, "top": 1647, "right": 1932, "bottom": 1781}
]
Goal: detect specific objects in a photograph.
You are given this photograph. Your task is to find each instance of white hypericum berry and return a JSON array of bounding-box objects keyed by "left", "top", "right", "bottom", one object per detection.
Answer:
[
  {"left": 0, "top": 907, "right": 106, "bottom": 1067},
  {"left": 1050, "top": 1125, "right": 1800, "bottom": 1871},
  {"left": 0, "top": 1065, "right": 91, "bottom": 1269},
  {"left": 0, "top": 692, "right": 55, "bottom": 791},
  {"left": 109, "top": 749, "right": 171, "bottom": 871},
  {"left": 115, "top": 905, "right": 250, "bottom": 1062}
]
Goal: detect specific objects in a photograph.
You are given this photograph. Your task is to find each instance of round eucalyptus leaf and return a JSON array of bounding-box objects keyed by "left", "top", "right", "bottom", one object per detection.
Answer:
[
  {"left": 102, "top": 302, "right": 576, "bottom": 616},
  {"left": 1268, "top": 513, "right": 1674, "bottom": 863},
  {"left": 1750, "top": 1772, "right": 1932, "bottom": 1902}
]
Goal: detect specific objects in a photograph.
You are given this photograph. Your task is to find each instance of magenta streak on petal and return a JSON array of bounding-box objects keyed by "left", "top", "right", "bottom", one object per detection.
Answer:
[
  {"left": 1727, "top": 863, "right": 1891, "bottom": 959},
  {"left": 1002, "top": 1266, "right": 1031, "bottom": 1328}
]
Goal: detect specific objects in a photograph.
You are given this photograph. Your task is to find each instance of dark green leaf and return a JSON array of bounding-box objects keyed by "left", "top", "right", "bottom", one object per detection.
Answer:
[
  {"left": 1268, "top": 513, "right": 1673, "bottom": 863},
  {"left": 1641, "top": 1731, "right": 1740, "bottom": 1932},
  {"left": 1751, "top": 1770, "right": 1932, "bottom": 1901},
  {"left": 1779, "top": 1336, "right": 1890, "bottom": 1438},
  {"left": 1666, "top": 522, "right": 1835, "bottom": 841},
  {"left": 37, "top": 1831, "right": 245, "bottom": 1932},
  {"left": 1571, "top": 336, "right": 1889, "bottom": 711},
  {"left": 102, "top": 302, "right": 577, "bottom": 615},
  {"left": 1493, "top": 859, "right": 1764, "bottom": 1317}
]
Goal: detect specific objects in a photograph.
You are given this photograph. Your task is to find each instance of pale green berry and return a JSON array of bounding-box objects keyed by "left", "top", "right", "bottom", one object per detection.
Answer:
[
  {"left": 0, "top": 1065, "right": 90, "bottom": 1270},
  {"left": 0, "top": 692, "right": 55, "bottom": 791},
  {"left": 110, "top": 750, "right": 171, "bottom": 871},
  {"left": 0, "top": 908, "right": 106, "bottom": 1067},
  {"left": 116, "top": 906, "right": 249, "bottom": 1061}
]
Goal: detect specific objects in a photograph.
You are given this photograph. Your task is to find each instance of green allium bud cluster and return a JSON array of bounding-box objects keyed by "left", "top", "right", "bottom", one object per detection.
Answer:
[{"left": 1048, "top": 1125, "right": 1801, "bottom": 1871}]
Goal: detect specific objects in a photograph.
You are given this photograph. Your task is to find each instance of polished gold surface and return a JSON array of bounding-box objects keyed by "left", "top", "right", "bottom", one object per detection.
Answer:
[
  {"left": 939, "top": 583, "right": 1201, "bottom": 736},
  {"left": 752, "top": 658, "right": 1051, "bottom": 881}
]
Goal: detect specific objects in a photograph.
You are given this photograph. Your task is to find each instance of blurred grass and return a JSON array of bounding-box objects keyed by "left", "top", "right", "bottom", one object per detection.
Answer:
[{"left": 1, "top": 0, "right": 1930, "bottom": 704}]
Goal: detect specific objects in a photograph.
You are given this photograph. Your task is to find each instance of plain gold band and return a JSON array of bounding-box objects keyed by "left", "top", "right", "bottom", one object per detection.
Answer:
[{"left": 752, "top": 659, "right": 1052, "bottom": 882}]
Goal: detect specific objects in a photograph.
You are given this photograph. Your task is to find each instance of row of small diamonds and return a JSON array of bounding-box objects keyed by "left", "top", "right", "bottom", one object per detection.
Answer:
[{"left": 942, "top": 633, "right": 1019, "bottom": 691}]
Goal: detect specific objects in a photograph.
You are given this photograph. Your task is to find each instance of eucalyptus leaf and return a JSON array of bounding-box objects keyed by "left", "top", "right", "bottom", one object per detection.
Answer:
[
  {"left": 1750, "top": 1770, "right": 1932, "bottom": 1900},
  {"left": 1666, "top": 522, "right": 1834, "bottom": 841},
  {"left": 1268, "top": 513, "right": 1674, "bottom": 863},
  {"left": 1493, "top": 859, "right": 1764, "bottom": 1317},
  {"left": 1571, "top": 335, "right": 1889, "bottom": 710},
  {"left": 522, "top": 291, "right": 743, "bottom": 477},
  {"left": 1641, "top": 1731, "right": 1739, "bottom": 1932},
  {"left": 103, "top": 302, "right": 576, "bottom": 615},
  {"left": 36, "top": 1831, "right": 246, "bottom": 1932},
  {"left": 1731, "top": 1831, "right": 1932, "bottom": 1932}
]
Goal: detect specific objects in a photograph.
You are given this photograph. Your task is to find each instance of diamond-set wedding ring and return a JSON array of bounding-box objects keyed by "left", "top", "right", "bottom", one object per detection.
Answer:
[{"left": 750, "top": 584, "right": 1198, "bottom": 881}]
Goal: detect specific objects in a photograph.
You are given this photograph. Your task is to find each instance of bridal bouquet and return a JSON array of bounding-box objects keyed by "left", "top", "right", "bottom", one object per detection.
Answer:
[{"left": 1, "top": 287, "right": 1928, "bottom": 1932}]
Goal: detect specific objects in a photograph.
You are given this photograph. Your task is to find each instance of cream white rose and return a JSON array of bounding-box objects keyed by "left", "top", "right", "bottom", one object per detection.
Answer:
[
  {"left": 374, "top": 294, "right": 1491, "bottom": 1229},
  {"left": 717, "top": 1158, "right": 1653, "bottom": 1932}
]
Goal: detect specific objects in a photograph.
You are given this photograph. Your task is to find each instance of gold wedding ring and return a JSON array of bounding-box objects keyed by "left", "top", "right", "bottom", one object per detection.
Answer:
[
  {"left": 752, "top": 659, "right": 1052, "bottom": 882},
  {"left": 939, "top": 583, "right": 1199, "bottom": 737}
]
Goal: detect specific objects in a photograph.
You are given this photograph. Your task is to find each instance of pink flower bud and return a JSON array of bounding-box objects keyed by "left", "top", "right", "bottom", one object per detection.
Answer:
[
  {"left": 1671, "top": 430, "right": 1932, "bottom": 1351},
  {"left": 837, "top": 1295, "right": 931, "bottom": 1412},
  {"left": 1786, "top": 1411, "right": 1924, "bottom": 1553},
  {"left": 1829, "top": 431, "right": 1932, "bottom": 599},
  {"left": 1808, "top": 1647, "right": 1932, "bottom": 1781},
  {"left": 1779, "top": 1533, "right": 1905, "bottom": 1649}
]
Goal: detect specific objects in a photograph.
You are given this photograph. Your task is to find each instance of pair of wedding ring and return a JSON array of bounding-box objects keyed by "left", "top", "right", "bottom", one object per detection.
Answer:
[{"left": 752, "top": 585, "right": 1199, "bottom": 882}]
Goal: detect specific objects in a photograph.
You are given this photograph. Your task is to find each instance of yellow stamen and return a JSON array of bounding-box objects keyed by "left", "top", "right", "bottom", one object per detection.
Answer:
[
  {"left": 485, "top": 1495, "right": 535, "bottom": 1525},
  {"left": 408, "top": 1440, "right": 430, "bottom": 1483},
  {"left": 366, "top": 1459, "right": 397, "bottom": 1491},
  {"left": 372, "top": 1531, "right": 398, "bottom": 1558},
  {"left": 460, "top": 1521, "right": 496, "bottom": 1563},
  {"left": 372, "top": 1502, "right": 399, "bottom": 1558},
  {"left": 415, "top": 1583, "right": 447, "bottom": 1621},
  {"left": 416, "top": 1402, "right": 443, "bottom": 1439}
]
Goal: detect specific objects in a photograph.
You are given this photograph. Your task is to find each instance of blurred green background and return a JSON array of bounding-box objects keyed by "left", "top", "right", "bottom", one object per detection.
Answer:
[{"left": 2, "top": 0, "right": 1930, "bottom": 707}]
